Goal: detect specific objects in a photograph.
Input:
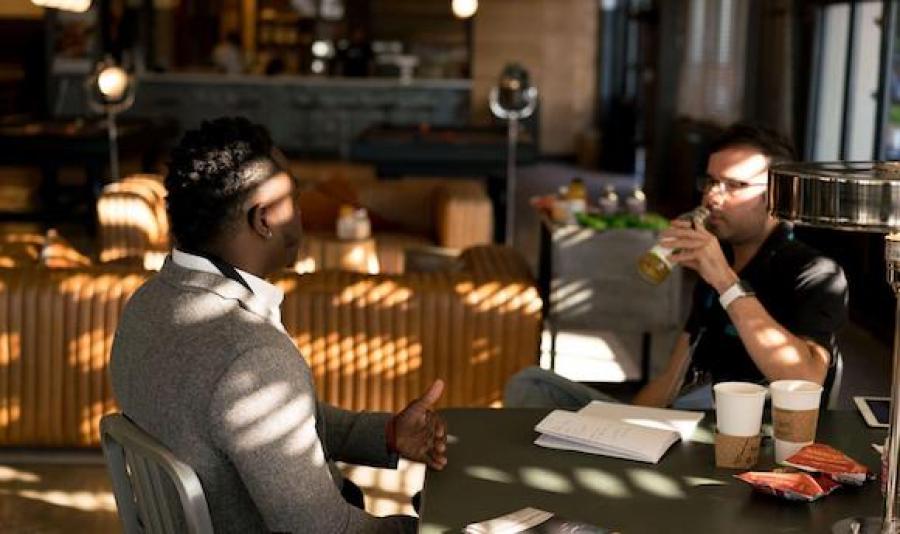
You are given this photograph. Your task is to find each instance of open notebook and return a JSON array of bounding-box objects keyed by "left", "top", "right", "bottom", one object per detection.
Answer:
[{"left": 534, "top": 401, "right": 704, "bottom": 464}]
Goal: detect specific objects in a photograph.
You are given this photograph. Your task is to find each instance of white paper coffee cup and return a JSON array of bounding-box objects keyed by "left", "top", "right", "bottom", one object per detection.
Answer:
[
  {"left": 770, "top": 380, "right": 823, "bottom": 463},
  {"left": 770, "top": 380, "right": 823, "bottom": 410},
  {"left": 713, "top": 382, "right": 767, "bottom": 437}
]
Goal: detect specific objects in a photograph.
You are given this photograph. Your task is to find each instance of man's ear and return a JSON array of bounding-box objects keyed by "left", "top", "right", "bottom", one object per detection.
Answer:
[{"left": 247, "top": 204, "right": 273, "bottom": 240}]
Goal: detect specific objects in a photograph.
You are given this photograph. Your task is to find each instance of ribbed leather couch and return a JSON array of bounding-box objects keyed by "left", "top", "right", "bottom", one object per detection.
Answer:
[
  {"left": 0, "top": 246, "right": 541, "bottom": 447},
  {"left": 96, "top": 175, "right": 169, "bottom": 265}
]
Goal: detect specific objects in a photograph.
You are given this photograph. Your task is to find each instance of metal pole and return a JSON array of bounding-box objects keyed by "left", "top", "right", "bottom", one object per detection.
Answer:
[
  {"left": 107, "top": 110, "right": 120, "bottom": 182},
  {"left": 505, "top": 116, "right": 518, "bottom": 246},
  {"left": 874, "top": 0, "right": 898, "bottom": 160},
  {"left": 884, "top": 302, "right": 900, "bottom": 532},
  {"left": 804, "top": 5, "right": 826, "bottom": 161},
  {"left": 834, "top": 235, "right": 900, "bottom": 533},
  {"left": 884, "top": 234, "right": 900, "bottom": 532},
  {"left": 839, "top": 0, "right": 859, "bottom": 160}
]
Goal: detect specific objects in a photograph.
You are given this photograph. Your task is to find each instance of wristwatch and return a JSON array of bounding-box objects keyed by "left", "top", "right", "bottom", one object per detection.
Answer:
[{"left": 719, "top": 280, "right": 754, "bottom": 310}]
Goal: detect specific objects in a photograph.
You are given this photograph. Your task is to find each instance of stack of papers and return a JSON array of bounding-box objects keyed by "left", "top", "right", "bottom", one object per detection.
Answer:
[
  {"left": 464, "top": 507, "right": 615, "bottom": 534},
  {"left": 534, "top": 401, "right": 704, "bottom": 464},
  {"left": 464, "top": 508, "right": 554, "bottom": 534}
]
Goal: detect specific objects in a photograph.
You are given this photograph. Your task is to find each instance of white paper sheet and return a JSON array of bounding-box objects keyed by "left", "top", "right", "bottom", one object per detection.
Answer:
[
  {"left": 577, "top": 400, "right": 705, "bottom": 440},
  {"left": 534, "top": 410, "right": 680, "bottom": 463}
]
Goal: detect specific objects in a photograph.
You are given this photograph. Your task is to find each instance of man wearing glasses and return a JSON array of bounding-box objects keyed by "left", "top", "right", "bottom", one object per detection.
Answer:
[{"left": 505, "top": 123, "right": 848, "bottom": 410}]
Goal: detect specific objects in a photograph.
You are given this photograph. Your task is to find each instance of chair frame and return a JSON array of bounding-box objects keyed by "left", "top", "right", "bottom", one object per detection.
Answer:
[
  {"left": 100, "top": 413, "right": 214, "bottom": 534},
  {"left": 827, "top": 350, "right": 844, "bottom": 410}
]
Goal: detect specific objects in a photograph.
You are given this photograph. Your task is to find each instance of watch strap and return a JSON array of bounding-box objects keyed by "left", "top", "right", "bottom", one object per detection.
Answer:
[{"left": 719, "top": 280, "right": 753, "bottom": 310}]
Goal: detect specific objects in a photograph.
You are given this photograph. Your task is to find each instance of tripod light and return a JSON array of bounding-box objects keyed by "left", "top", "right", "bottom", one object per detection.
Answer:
[
  {"left": 769, "top": 161, "right": 900, "bottom": 534},
  {"left": 86, "top": 57, "right": 135, "bottom": 182},
  {"left": 489, "top": 63, "right": 537, "bottom": 245}
]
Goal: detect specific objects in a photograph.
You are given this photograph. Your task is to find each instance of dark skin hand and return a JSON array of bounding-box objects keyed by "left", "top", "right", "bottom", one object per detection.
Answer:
[{"left": 393, "top": 379, "right": 448, "bottom": 470}]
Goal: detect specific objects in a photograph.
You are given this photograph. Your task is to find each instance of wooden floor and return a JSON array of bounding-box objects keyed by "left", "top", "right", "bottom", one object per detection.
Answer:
[{"left": 0, "top": 461, "right": 120, "bottom": 534}]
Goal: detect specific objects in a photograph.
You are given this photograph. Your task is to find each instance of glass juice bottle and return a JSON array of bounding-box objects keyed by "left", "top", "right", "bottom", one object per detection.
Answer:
[{"left": 636, "top": 206, "right": 709, "bottom": 284}]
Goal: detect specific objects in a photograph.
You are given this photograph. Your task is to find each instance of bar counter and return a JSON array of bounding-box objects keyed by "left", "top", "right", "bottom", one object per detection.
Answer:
[{"left": 50, "top": 72, "right": 472, "bottom": 155}]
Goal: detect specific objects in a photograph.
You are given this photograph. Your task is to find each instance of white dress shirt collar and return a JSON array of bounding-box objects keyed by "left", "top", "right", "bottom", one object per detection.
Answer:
[{"left": 171, "top": 248, "right": 284, "bottom": 327}]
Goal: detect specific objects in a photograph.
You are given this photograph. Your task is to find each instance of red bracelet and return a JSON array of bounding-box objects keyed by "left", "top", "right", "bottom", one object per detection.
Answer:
[{"left": 385, "top": 416, "right": 398, "bottom": 453}]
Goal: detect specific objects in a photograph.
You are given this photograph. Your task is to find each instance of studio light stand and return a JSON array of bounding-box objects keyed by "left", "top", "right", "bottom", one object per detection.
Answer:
[
  {"left": 86, "top": 57, "right": 135, "bottom": 182},
  {"left": 489, "top": 63, "right": 537, "bottom": 246}
]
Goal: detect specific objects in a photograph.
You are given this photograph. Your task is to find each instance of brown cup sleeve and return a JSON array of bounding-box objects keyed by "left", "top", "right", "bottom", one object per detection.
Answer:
[
  {"left": 715, "top": 432, "right": 761, "bottom": 469},
  {"left": 773, "top": 407, "right": 819, "bottom": 443}
]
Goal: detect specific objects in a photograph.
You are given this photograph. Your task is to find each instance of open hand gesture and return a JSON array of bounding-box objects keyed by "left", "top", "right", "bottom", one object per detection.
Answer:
[{"left": 392, "top": 380, "right": 448, "bottom": 470}]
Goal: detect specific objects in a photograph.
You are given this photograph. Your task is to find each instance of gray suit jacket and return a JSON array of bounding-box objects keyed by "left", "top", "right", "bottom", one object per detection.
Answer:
[{"left": 110, "top": 258, "right": 416, "bottom": 533}]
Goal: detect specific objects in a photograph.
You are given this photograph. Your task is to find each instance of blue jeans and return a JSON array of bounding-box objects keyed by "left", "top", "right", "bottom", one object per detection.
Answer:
[{"left": 504, "top": 366, "right": 714, "bottom": 410}]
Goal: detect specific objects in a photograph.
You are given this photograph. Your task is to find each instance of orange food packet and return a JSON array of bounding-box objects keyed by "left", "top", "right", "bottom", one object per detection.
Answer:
[
  {"left": 784, "top": 443, "right": 872, "bottom": 486},
  {"left": 735, "top": 471, "right": 841, "bottom": 501}
]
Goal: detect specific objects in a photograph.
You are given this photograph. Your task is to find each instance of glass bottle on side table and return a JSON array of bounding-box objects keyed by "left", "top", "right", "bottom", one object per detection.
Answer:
[
  {"left": 566, "top": 177, "right": 587, "bottom": 218},
  {"left": 598, "top": 184, "right": 619, "bottom": 216}
]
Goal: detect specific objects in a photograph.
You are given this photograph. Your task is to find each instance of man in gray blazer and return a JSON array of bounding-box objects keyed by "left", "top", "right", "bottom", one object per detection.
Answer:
[{"left": 110, "top": 117, "right": 447, "bottom": 533}]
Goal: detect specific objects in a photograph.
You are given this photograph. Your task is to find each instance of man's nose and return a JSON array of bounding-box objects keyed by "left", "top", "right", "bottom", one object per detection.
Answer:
[{"left": 704, "top": 185, "right": 726, "bottom": 206}]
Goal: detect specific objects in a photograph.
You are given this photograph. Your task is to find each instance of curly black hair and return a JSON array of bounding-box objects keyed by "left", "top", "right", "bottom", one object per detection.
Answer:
[
  {"left": 165, "top": 117, "right": 278, "bottom": 251},
  {"left": 709, "top": 123, "right": 796, "bottom": 165}
]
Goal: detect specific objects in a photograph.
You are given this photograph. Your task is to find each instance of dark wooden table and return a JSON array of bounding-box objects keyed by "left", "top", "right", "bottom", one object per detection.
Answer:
[{"left": 419, "top": 408, "right": 885, "bottom": 534}]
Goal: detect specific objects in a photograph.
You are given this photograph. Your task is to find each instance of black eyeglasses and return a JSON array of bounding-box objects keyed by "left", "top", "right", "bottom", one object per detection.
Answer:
[{"left": 696, "top": 175, "right": 764, "bottom": 195}]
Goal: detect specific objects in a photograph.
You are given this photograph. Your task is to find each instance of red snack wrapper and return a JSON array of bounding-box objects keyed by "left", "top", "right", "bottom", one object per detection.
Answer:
[
  {"left": 735, "top": 471, "right": 841, "bottom": 502},
  {"left": 783, "top": 443, "right": 872, "bottom": 486}
]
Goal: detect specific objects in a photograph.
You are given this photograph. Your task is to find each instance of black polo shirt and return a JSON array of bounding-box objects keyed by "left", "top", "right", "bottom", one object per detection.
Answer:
[{"left": 683, "top": 221, "right": 849, "bottom": 386}]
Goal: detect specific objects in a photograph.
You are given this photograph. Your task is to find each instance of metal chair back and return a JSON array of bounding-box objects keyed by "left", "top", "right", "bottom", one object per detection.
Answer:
[{"left": 100, "top": 413, "right": 214, "bottom": 534}]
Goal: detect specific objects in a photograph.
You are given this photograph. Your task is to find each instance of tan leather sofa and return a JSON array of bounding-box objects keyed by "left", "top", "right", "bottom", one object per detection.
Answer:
[
  {"left": 98, "top": 174, "right": 494, "bottom": 274},
  {"left": 96, "top": 175, "right": 169, "bottom": 265},
  {"left": 0, "top": 245, "right": 541, "bottom": 447}
]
